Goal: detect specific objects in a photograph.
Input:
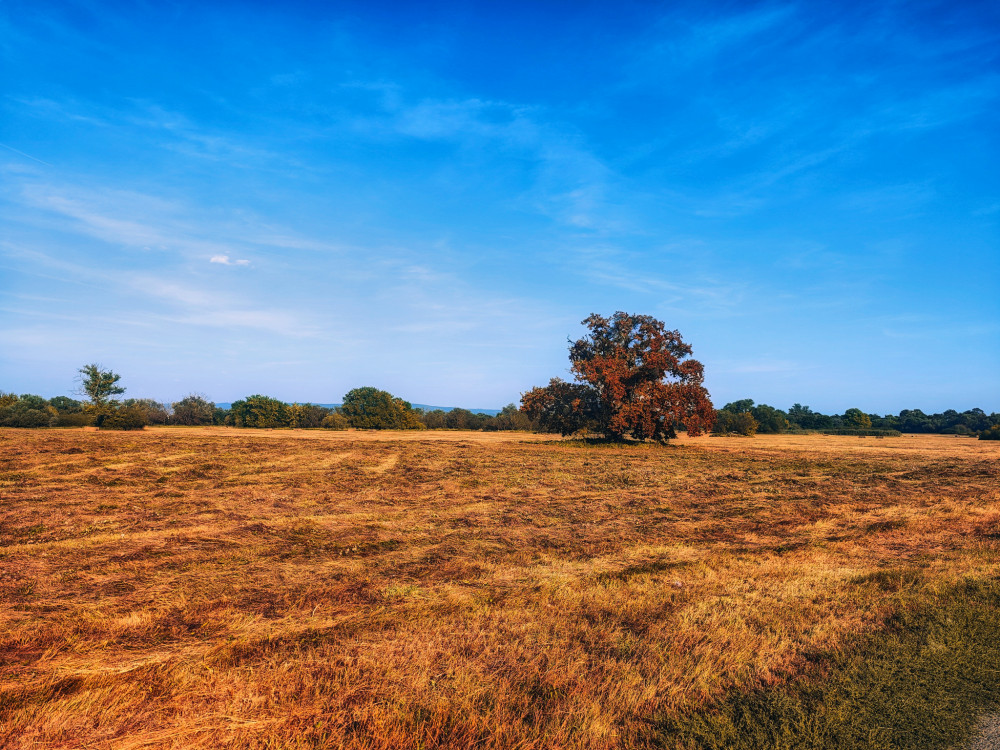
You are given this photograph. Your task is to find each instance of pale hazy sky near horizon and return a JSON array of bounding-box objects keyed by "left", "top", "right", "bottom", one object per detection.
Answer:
[{"left": 1, "top": 0, "right": 998, "bottom": 413}]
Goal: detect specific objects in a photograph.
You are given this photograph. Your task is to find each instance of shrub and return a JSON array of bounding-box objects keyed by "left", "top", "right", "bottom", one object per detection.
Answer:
[
  {"left": 422, "top": 410, "right": 447, "bottom": 429},
  {"left": 54, "top": 412, "right": 94, "bottom": 427},
  {"left": 290, "top": 403, "right": 332, "bottom": 428},
  {"left": 521, "top": 378, "right": 601, "bottom": 436},
  {"left": 50, "top": 396, "right": 83, "bottom": 414},
  {"left": 230, "top": 395, "right": 292, "bottom": 428},
  {"left": 713, "top": 410, "right": 758, "bottom": 436},
  {"left": 823, "top": 429, "right": 902, "bottom": 437},
  {"left": 341, "top": 387, "right": 423, "bottom": 430},
  {"left": 486, "top": 404, "right": 532, "bottom": 431},
  {"left": 171, "top": 395, "right": 215, "bottom": 425},
  {"left": 101, "top": 404, "right": 148, "bottom": 430},
  {"left": 980, "top": 425, "right": 1000, "bottom": 441},
  {"left": 121, "top": 398, "right": 169, "bottom": 425},
  {"left": 49, "top": 396, "right": 90, "bottom": 426},
  {"left": 0, "top": 394, "right": 57, "bottom": 428},
  {"left": 321, "top": 412, "right": 349, "bottom": 430},
  {"left": 843, "top": 407, "right": 874, "bottom": 430}
]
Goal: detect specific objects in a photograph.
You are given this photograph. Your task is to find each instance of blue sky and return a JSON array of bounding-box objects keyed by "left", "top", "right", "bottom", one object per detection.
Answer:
[{"left": 1, "top": 0, "right": 997, "bottom": 413}]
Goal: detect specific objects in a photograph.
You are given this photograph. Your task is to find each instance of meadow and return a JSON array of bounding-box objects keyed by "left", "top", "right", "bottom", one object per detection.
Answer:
[{"left": 1, "top": 428, "right": 998, "bottom": 749}]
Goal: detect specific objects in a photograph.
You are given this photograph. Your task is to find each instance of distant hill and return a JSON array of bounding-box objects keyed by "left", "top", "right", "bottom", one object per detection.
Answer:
[{"left": 215, "top": 402, "right": 502, "bottom": 416}]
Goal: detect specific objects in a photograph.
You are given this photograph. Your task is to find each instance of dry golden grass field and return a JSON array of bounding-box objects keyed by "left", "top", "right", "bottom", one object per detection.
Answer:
[{"left": 1, "top": 428, "right": 999, "bottom": 749}]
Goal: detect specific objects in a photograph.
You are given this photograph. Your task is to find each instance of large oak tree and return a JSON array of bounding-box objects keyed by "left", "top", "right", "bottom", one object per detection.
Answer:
[{"left": 522, "top": 312, "right": 714, "bottom": 441}]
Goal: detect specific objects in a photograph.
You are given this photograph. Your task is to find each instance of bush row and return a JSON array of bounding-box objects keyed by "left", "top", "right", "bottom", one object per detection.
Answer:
[
  {"left": 822, "top": 429, "right": 904, "bottom": 437},
  {"left": 0, "top": 390, "right": 534, "bottom": 432}
]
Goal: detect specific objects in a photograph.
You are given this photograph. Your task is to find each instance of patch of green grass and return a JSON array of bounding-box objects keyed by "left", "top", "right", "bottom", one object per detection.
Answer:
[{"left": 655, "top": 577, "right": 1000, "bottom": 749}]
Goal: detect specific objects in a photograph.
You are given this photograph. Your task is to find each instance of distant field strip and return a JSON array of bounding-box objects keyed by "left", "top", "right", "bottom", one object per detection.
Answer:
[{"left": 0, "top": 429, "right": 997, "bottom": 749}]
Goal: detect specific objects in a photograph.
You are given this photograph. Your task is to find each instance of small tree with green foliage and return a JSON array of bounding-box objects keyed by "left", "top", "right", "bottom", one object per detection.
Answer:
[
  {"left": 78, "top": 364, "right": 126, "bottom": 427},
  {"left": 488, "top": 404, "right": 532, "bottom": 431},
  {"left": 0, "top": 394, "right": 56, "bottom": 428},
  {"left": 713, "top": 410, "right": 758, "bottom": 436},
  {"left": 422, "top": 409, "right": 447, "bottom": 429},
  {"left": 321, "top": 412, "right": 350, "bottom": 430},
  {"left": 171, "top": 395, "right": 215, "bottom": 425},
  {"left": 787, "top": 403, "right": 833, "bottom": 430},
  {"left": 121, "top": 398, "right": 169, "bottom": 425},
  {"left": 101, "top": 403, "right": 148, "bottom": 430},
  {"left": 230, "top": 395, "right": 292, "bottom": 428},
  {"left": 751, "top": 404, "right": 790, "bottom": 433},
  {"left": 341, "top": 387, "right": 423, "bottom": 430},
  {"left": 720, "top": 400, "right": 789, "bottom": 433},
  {"left": 844, "top": 408, "right": 873, "bottom": 430},
  {"left": 282, "top": 403, "right": 331, "bottom": 428},
  {"left": 520, "top": 378, "right": 602, "bottom": 436},
  {"left": 50, "top": 396, "right": 91, "bottom": 426}
]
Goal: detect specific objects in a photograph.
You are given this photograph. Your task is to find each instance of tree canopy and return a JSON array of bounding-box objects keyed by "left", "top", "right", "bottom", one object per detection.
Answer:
[
  {"left": 520, "top": 378, "right": 601, "bottom": 436},
  {"left": 522, "top": 312, "right": 714, "bottom": 441},
  {"left": 0, "top": 393, "right": 56, "bottom": 428},
  {"left": 230, "top": 395, "right": 291, "bottom": 428},
  {"left": 340, "top": 387, "right": 423, "bottom": 430},
  {"left": 171, "top": 395, "right": 216, "bottom": 426},
  {"left": 77, "top": 364, "right": 128, "bottom": 428},
  {"left": 78, "top": 364, "right": 125, "bottom": 407}
]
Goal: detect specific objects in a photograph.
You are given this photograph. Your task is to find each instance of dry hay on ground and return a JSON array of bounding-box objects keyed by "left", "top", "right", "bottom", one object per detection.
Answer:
[{"left": 0, "top": 428, "right": 997, "bottom": 748}]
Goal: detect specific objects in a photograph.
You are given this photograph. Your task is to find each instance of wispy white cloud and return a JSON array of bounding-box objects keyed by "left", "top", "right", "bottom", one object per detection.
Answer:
[
  {"left": 210, "top": 254, "right": 250, "bottom": 266},
  {"left": 335, "top": 90, "right": 628, "bottom": 234}
]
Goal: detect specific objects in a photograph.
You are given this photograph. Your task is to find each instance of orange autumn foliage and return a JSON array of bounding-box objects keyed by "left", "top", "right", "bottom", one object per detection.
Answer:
[
  {"left": 572, "top": 312, "right": 714, "bottom": 441},
  {"left": 524, "top": 312, "right": 714, "bottom": 442}
]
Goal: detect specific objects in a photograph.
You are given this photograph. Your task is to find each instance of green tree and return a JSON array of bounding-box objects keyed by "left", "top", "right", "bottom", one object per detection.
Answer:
[
  {"left": 340, "top": 387, "right": 423, "bottom": 430},
  {"left": 488, "top": 403, "right": 532, "bottom": 431},
  {"left": 290, "top": 403, "right": 332, "bottom": 428},
  {"left": 50, "top": 395, "right": 91, "bottom": 426},
  {"left": 422, "top": 409, "right": 447, "bottom": 429},
  {"left": 723, "top": 399, "right": 756, "bottom": 414},
  {"left": 78, "top": 364, "right": 126, "bottom": 427},
  {"left": 445, "top": 408, "right": 474, "bottom": 429},
  {"left": 844, "top": 408, "right": 873, "bottom": 430},
  {"left": 101, "top": 403, "right": 148, "bottom": 430},
  {"left": 712, "top": 410, "right": 758, "bottom": 436},
  {"left": 50, "top": 396, "right": 83, "bottom": 413},
  {"left": 230, "top": 395, "right": 292, "bottom": 428},
  {"left": 520, "top": 378, "right": 602, "bottom": 436},
  {"left": 787, "top": 404, "right": 834, "bottom": 430},
  {"left": 321, "top": 412, "right": 350, "bottom": 430},
  {"left": 751, "top": 404, "right": 790, "bottom": 434},
  {"left": 121, "top": 398, "right": 169, "bottom": 425},
  {"left": 0, "top": 394, "right": 56, "bottom": 428},
  {"left": 171, "top": 395, "right": 216, "bottom": 426}
]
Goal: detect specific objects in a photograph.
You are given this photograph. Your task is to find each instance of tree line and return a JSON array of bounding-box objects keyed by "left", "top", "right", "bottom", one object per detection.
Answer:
[
  {"left": 0, "top": 367, "right": 531, "bottom": 432},
  {"left": 3, "top": 329, "right": 998, "bottom": 441},
  {"left": 712, "top": 399, "right": 1000, "bottom": 438}
]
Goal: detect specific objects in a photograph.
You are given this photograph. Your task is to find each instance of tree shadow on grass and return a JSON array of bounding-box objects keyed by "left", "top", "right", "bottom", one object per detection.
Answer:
[{"left": 654, "top": 577, "right": 1000, "bottom": 749}]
